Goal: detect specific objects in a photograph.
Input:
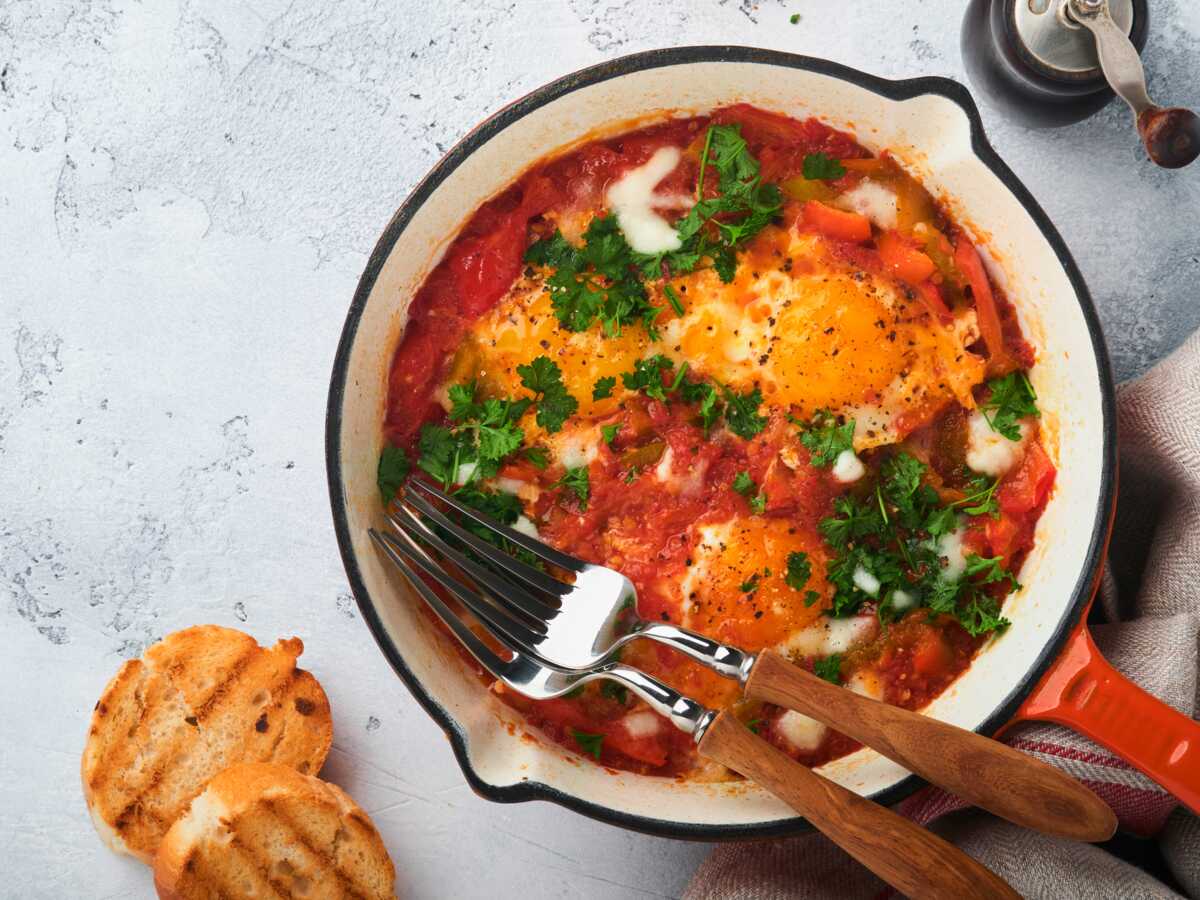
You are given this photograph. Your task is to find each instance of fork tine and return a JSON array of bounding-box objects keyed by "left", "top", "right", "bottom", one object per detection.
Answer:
[
  {"left": 388, "top": 504, "right": 556, "bottom": 630},
  {"left": 408, "top": 478, "right": 586, "bottom": 574},
  {"left": 369, "top": 529, "right": 510, "bottom": 681},
  {"left": 375, "top": 522, "right": 549, "bottom": 656},
  {"left": 403, "top": 486, "right": 575, "bottom": 597}
]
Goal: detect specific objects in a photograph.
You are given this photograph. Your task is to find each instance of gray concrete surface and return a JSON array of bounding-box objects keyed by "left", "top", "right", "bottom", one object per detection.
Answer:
[{"left": 1, "top": 2, "right": 1197, "bottom": 898}]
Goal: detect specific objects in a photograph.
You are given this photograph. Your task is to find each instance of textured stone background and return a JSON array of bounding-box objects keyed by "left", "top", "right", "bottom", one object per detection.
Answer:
[{"left": 1, "top": 1, "right": 1197, "bottom": 898}]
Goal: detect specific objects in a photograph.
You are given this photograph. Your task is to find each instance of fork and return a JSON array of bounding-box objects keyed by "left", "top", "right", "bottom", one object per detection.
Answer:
[
  {"left": 395, "top": 478, "right": 1116, "bottom": 842},
  {"left": 369, "top": 525, "right": 1020, "bottom": 900}
]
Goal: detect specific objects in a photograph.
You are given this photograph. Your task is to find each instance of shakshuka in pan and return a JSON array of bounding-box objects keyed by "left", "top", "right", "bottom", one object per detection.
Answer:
[{"left": 377, "top": 105, "right": 1054, "bottom": 779}]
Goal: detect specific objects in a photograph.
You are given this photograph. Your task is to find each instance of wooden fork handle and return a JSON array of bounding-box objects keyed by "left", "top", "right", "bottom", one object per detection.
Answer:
[
  {"left": 745, "top": 650, "right": 1117, "bottom": 842},
  {"left": 698, "top": 713, "right": 1019, "bottom": 900}
]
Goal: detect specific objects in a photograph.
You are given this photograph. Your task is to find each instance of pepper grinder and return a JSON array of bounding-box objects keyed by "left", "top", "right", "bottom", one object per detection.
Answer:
[{"left": 963, "top": 0, "right": 1199, "bottom": 168}]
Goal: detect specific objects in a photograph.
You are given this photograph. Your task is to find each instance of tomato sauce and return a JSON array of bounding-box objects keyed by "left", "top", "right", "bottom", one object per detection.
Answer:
[{"left": 382, "top": 106, "right": 1056, "bottom": 778}]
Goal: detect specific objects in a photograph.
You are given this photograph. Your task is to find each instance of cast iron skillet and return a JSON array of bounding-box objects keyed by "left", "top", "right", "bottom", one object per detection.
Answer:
[{"left": 326, "top": 46, "right": 1143, "bottom": 840}]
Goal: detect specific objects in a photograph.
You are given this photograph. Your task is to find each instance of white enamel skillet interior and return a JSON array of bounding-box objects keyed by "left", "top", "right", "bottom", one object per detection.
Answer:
[{"left": 326, "top": 47, "right": 1116, "bottom": 839}]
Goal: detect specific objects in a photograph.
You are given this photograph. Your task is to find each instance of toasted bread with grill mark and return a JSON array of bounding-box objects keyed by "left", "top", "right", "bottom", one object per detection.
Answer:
[
  {"left": 82, "top": 625, "right": 333, "bottom": 863},
  {"left": 154, "top": 762, "right": 396, "bottom": 900}
]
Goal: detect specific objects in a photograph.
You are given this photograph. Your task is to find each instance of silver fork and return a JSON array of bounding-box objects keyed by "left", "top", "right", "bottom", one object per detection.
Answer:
[
  {"left": 368, "top": 522, "right": 1018, "bottom": 900},
  {"left": 388, "top": 478, "right": 1115, "bottom": 843}
]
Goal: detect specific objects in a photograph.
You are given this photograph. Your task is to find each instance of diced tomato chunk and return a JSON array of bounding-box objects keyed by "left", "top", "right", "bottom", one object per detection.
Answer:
[
  {"left": 954, "top": 236, "right": 1016, "bottom": 375},
  {"left": 605, "top": 727, "right": 669, "bottom": 768},
  {"left": 914, "top": 279, "right": 953, "bottom": 324},
  {"left": 997, "top": 440, "right": 1056, "bottom": 516},
  {"left": 801, "top": 201, "right": 872, "bottom": 243},
  {"left": 912, "top": 631, "right": 951, "bottom": 678},
  {"left": 878, "top": 230, "right": 936, "bottom": 284}
]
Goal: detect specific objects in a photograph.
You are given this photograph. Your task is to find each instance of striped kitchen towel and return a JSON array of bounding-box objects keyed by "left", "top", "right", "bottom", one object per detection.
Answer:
[{"left": 687, "top": 332, "right": 1200, "bottom": 900}]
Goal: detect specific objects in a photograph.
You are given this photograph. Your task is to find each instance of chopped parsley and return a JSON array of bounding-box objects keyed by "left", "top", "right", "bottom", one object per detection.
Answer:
[
  {"left": 638, "top": 123, "right": 782, "bottom": 284},
  {"left": 740, "top": 573, "right": 762, "bottom": 594},
  {"left": 447, "top": 485, "right": 542, "bottom": 569},
  {"left": 570, "top": 729, "right": 604, "bottom": 760},
  {"left": 722, "top": 385, "right": 767, "bottom": 439},
  {"left": 376, "top": 445, "right": 410, "bottom": 501},
  {"left": 555, "top": 466, "right": 591, "bottom": 510},
  {"left": 952, "top": 472, "right": 1000, "bottom": 519},
  {"left": 524, "top": 446, "right": 550, "bottom": 469},
  {"left": 621, "top": 355, "right": 677, "bottom": 401},
  {"left": 747, "top": 718, "right": 764, "bottom": 734},
  {"left": 418, "top": 383, "right": 529, "bottom": 489},
  {"left": 732, "top": 470, "right": 767, "bottom": 514},
  {"left": 785, "top": 551, "right": 813, "bottom": 591},
  {"left": 796, "top": 409, "right": 856, "bottom": 467},
  {"left": 813, "top": 654, "right": 843, "bottom": 685},
  {"left": 516, "top": 356, "right": 578, "bottom": 434},
  {"left": 789, "top": 12, "right": 801, "bottom": 24},
  {"left": 979, "top": 372, "right": 1039, "bottom": 441},
  {"left": 525, "top": 215, "right": 662, "bottom": 338},
  {"left": 664, "top": 283, "right": 686, "bottom": 316},
  {"left": 592, "top": 376, "right": 616, "bottom": 400},
  {"left": 601, "top": 423, "right": 621, "bottom": 445},
  {"left": 816, "top": 451, "right": 1015, "bottom": 635},
  {"left": 801, "top": 152, "right": 846, "bottom": 181},
  {"left": 680, "top": 379, "right": 723, "bottom": 431}
]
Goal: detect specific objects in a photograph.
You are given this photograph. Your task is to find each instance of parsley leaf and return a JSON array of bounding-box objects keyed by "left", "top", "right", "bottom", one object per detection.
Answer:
[
  {"left": 980, "top": 372, "right": 1039, "bottom": 441},
  {"left": 448, "top": 485, "right": 543, "bottom": 570},
  {"left": 785, "top": 551, "right": 813, "bottom": 591},
  {"left": 592, "top": 376, "right": 616, "bottom": 400},
  {"left": 570, "top": 729, "right": 604, "bottom": 760},
  {"left": 958, "top": 594, "right": 1012, "bottom": 636},
  {"left": 740, "top": 573, "right": 761, "bottom": 594},
  {"left": 955, "top": 472, "right": 1000, "bottom": 519},
  {"left": 924, "top": 506, "right": 960, "bottom": 538},
  {"left": 517, "top": 356, "right": 579, "bottom": 434},
  {"left": 802, "top": 152, "right": 847, "bottom": 181},
  {"left": 641, "top": 124, "right": 782, "bottom": 283},
  {"left": 621, "top": 355, "right": 677, "bottom": 401},
  {"left": 601, "top": 423, "right": 621, "bottom": 445},
  {"left": 965, "top": 553, "right": 1020, "bottom": 590},
  {"left": 663, "top": 283, "right": 685, "bottom": 316},
  {"left": 555, "top": 466, "right": 590, "bottom": 510},
  {"left": 680, "top": 379, "right": 723, "bottom": 431},
  {"left": 814, "top": 450, "right": 1019, "bottom": 635},
  {"left": 722, "top": 385, "right": 767, "bottom": 439},
  {"left": 416, "top": 424, "right": 461, "bottom": 487},
  {"left": 524, "top": 446, "right": 550, "bottom": 469},
  {"left": 417, "top": 383, "right": 528, "bottom": 488},
  {"left": 813, "top": 654, "right": 843, "bottom": 685},
  {"left": 796, "top": 409, "right": 856, "bottom": 467},
  {"left": 377, "top": 446, "right": 410, "bottom": 501},
  {"left": 732, "top": 470, "right": 766, "bottom": 514},
  {"left": 525, "top": 216, "right": 662, "bottom": 339}
]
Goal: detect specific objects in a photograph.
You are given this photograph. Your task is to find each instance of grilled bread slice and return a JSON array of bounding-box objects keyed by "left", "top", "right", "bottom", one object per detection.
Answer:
[
  {"left": 154, "top": 762, "right": 396, "bottom": 900},
  {"left": 82, "top": 625, "right": 333, "bottom": 863}
]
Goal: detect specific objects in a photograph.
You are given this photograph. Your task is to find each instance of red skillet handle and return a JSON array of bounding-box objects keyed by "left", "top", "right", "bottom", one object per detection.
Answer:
[{"left": 1011, "top": 622, "right": 1200, "bottom": 814}]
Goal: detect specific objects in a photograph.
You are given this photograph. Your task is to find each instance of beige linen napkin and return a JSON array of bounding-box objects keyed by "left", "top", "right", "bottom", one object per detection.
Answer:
[{"left": 686, "top": 332, "right": 1200, "bottom": 900}]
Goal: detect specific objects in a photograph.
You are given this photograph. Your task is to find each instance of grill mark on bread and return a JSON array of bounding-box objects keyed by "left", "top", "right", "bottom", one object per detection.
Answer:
[
  {"left": 187, "top": 837, "right": 289, "bottom": 900},
  {"left": 142, "top": 646, "right": 312, "bottom": 829},
  {"left": 228, "top": 834, "right": 295, "bottom": 900},
  {"left": 154, "top": 764, "right": 394, "bottom": 900},
  {"left": 192, "top": 645, "right": 259, "bottom": 723},
  {"left": 83, "top": 627, "right": 332, "bottom": 863},
  {"left": 262, "top": 799, "right": 368, "bottom": 899}
]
